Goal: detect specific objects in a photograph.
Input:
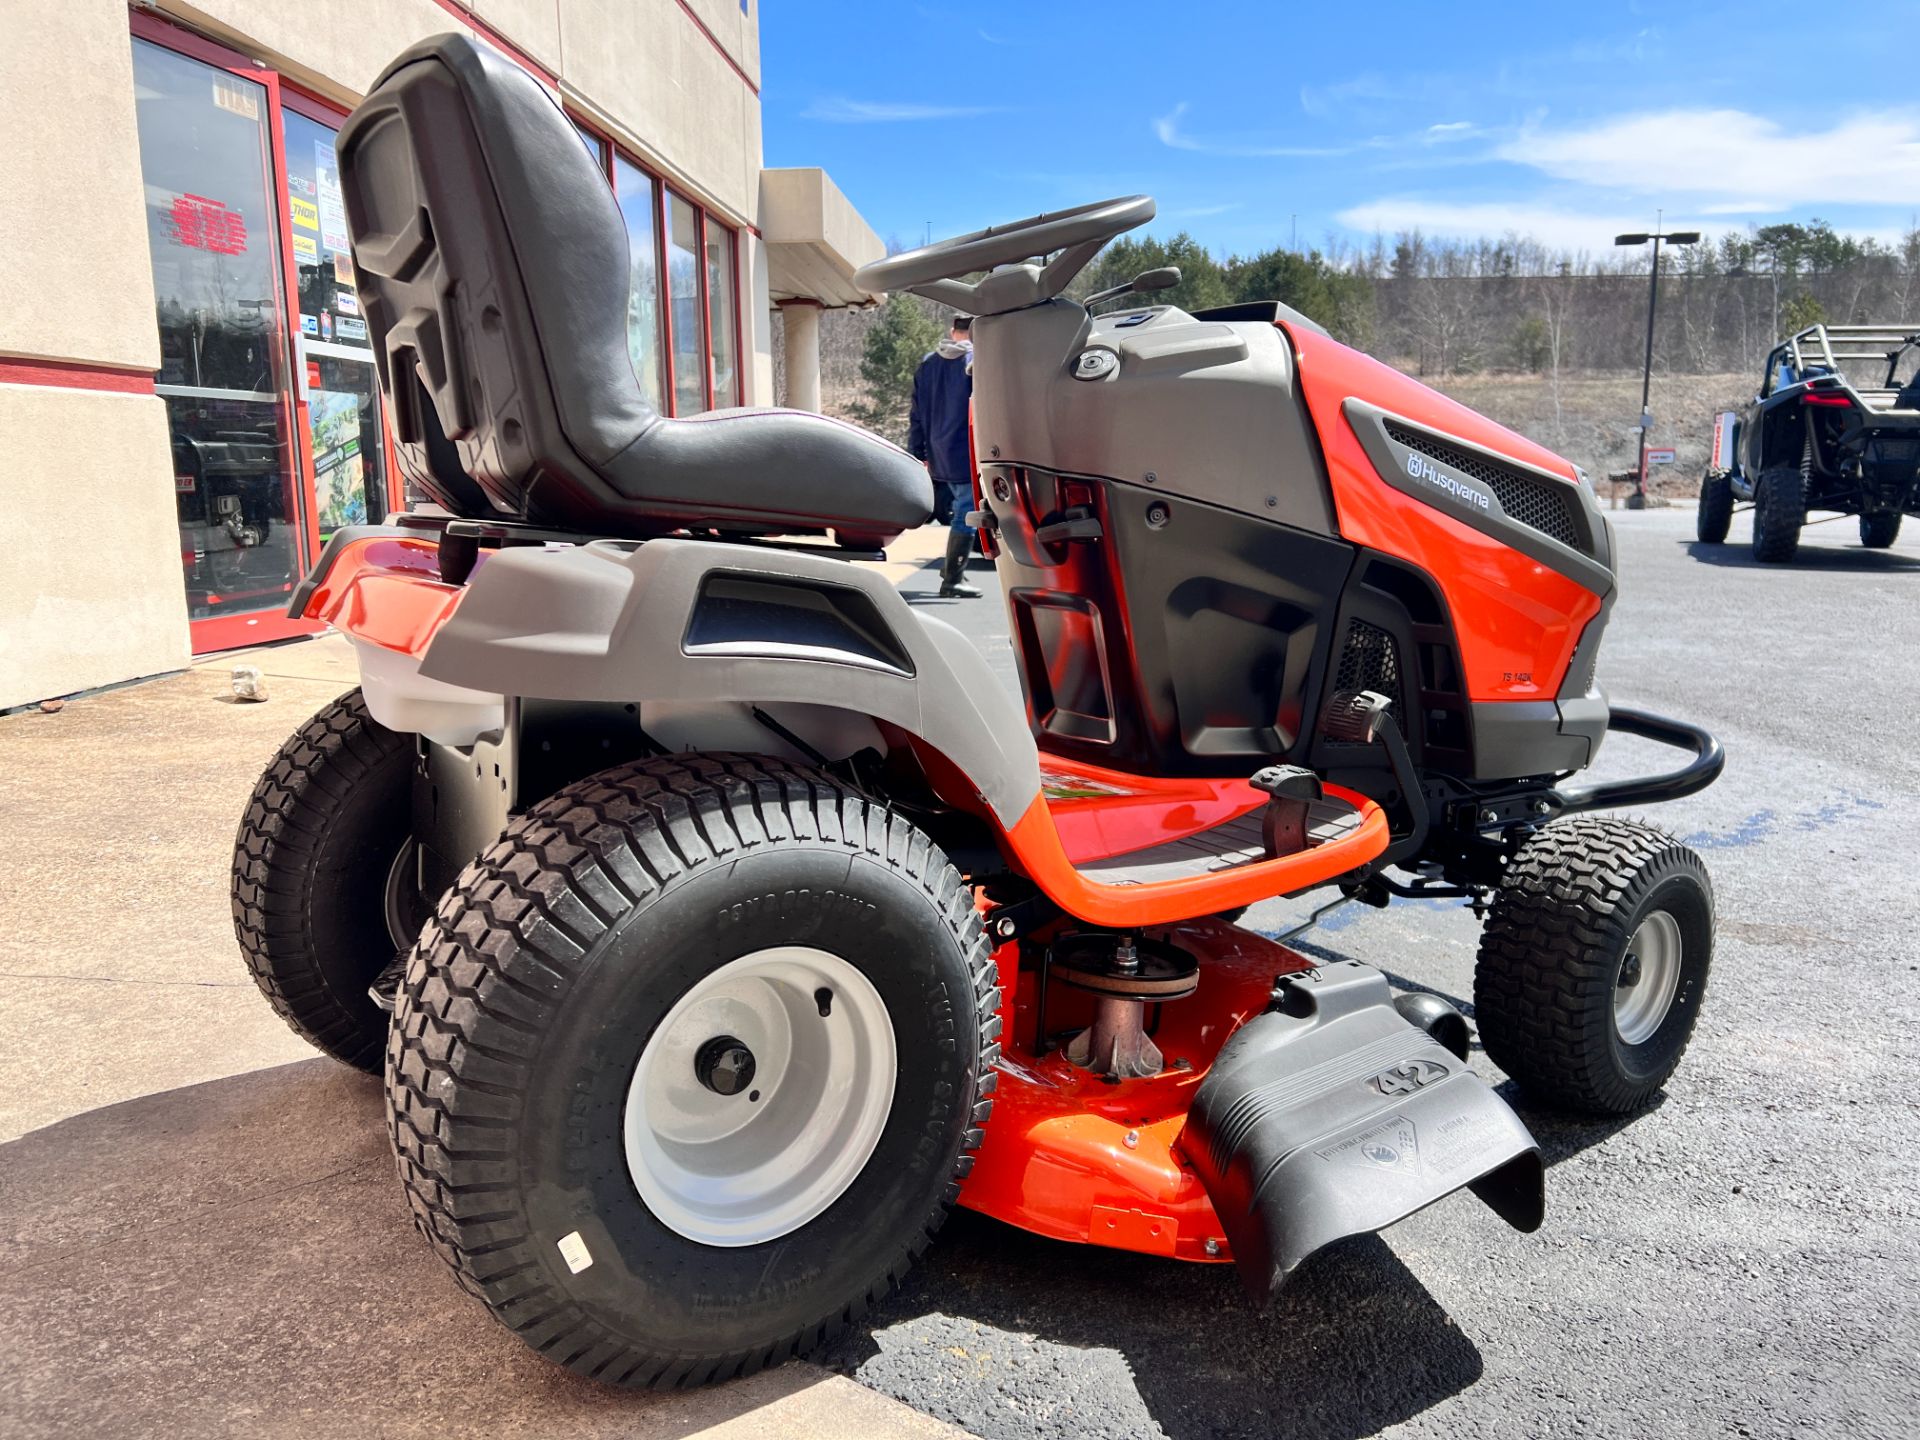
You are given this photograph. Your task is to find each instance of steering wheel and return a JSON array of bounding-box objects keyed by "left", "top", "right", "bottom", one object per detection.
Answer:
[{"left": 853, "top": 195, "right": 1155, "bottom": 315}]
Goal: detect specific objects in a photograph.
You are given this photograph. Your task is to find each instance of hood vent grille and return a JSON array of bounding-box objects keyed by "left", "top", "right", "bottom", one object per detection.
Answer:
[{"left": 1384, "top": 419, "right": 1585, "bottom": 553}]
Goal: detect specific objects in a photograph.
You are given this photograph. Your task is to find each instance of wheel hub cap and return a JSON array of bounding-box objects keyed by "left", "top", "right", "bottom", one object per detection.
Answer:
[
  {"left": 624, "top": 946, "right": 896, "bottom": 1247},
  {"left": 694, "top": 1036, "right": 757, "bottom": 1096},
  {"left": 1614, "top": 910, "right": 1682, "bottom": 1046}
]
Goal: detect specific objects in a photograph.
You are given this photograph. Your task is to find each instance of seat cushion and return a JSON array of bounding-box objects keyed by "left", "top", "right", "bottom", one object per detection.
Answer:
[{"left": 600, "top": 406, "right": 933, "bottom": 539}]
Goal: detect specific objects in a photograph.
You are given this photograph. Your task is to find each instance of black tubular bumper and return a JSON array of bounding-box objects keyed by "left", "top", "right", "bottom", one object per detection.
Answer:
[{"left": 1551, "top": 706, "right": 1725, "bottom": 814}]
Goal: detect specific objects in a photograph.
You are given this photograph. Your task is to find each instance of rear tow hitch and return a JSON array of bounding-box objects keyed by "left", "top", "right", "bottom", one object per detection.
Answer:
[{"left": 1177, "top": 961, "right": 1544, "bottom": 1303}]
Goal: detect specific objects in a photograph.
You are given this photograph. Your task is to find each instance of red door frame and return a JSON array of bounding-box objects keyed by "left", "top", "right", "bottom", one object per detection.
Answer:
[{"left": 130, "top": 12, "right": 324, "bottom": 653}]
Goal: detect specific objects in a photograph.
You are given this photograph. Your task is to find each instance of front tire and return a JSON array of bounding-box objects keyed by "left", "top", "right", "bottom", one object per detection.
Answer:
[
  {"left": 232, "top": 689, "right": 424, "bottom": 1070},
  {"left": 1860, "top": 511, "right": 1902, "bottom": 548},
  {"left": 1696, "top": 470, "right": 1733, "bottom": 543},
  {"left": 1474, "top": 817, "right": 1713, "bottom": 1115},
  {"left": 386, "top": 753, "right": 1000, "bottom": 1388}
]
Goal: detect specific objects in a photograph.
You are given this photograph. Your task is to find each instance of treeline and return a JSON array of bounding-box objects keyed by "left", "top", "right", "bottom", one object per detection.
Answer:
[{"left": 1074, "top": 220, "right": 1920, "bottom": 379}]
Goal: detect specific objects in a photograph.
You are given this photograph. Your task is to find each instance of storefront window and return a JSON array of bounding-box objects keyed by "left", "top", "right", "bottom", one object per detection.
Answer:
[
  {"left": 705, "top": 222, "right": 739, "bottom": 409},
  {"left": 614, "top": 155, "right": 666, "bottom": 410},
  {"left": 667, "top": 192, "right": 708, "bottom": 415},
  {"left": 282, "top": 107, "right": 388, "bottom": 535},
  {"left": 132, "top": 37, "right": 304, "bottom": 622}
]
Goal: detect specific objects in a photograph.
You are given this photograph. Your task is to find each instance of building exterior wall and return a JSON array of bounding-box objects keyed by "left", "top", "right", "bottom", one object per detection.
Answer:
[
  {"left": 0, "top": 0, "right": 776, "bottom": 709},
  {"left": 0, "top": 386, "right": 189, "bottom": 705}
]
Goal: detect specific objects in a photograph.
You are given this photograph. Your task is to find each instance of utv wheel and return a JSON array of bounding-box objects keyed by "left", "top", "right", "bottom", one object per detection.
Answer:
[
  {"left": 1860, "top": 511, "right": 1902, "bottom": 548},
  {"left": 232, "top": 689, "right": 427, "bottom": 1070},
  {"left": 1474, "top": 817, "right": 1713, "bottom": 1115},
  {"left": 1696, "top": 470, "right": 1733, "bottom": 543},
  {"left": 1752, "top": 463, "right": 1806, "bottom": 563},
  {"left": 386, "top": 753, "right": 1000, "bottom": 1388}
]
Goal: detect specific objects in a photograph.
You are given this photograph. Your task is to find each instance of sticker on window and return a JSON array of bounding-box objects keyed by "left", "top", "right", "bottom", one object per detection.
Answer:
[{"left": 210, "top": 76, "right": 259, "bottom": 121}]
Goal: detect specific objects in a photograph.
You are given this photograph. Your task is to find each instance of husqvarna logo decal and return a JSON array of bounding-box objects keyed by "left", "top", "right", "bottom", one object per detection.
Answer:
[
  {"left": 1404, "top": 452, "right": 1492, "bottom": 511},
  {"left": 1371, "top": 1058, "right": 1449, "bottom": 1096}
]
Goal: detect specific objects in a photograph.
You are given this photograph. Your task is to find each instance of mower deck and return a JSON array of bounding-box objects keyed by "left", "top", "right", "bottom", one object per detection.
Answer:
[{"left": 959, "top": 915, "right": 1306, "bottom": 1263}]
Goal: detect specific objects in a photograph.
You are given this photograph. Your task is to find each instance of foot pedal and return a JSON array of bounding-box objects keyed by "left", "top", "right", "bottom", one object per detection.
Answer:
[
  {"left": 1177, "top": 961, "right": 1542, "bottom": 1303},
  {"left": 368, "top": 953, "right": 406, "bottom": 1014},
  {"left": 1249, "top": 764, "right": 1324, "bottom": 856}
]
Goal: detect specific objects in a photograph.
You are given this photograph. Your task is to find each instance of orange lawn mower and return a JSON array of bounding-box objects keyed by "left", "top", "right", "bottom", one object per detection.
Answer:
[{"left": 233, "top": 35, "right": 1726, "bottom": 1389}]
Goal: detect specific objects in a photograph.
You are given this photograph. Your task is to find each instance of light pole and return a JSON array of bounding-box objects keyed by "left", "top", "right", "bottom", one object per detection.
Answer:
[{"left": 1614, "top": 223, "right": 1700, "bottom": 509}]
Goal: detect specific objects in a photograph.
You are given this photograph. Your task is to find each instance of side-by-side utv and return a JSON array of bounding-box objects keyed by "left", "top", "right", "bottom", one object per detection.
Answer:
[
  {"left": 1697, "top": 323, "right": 1920, "bottom": 561},
  {"left": 232, "top": 34, "right": 1724, "bottom": 1389}
]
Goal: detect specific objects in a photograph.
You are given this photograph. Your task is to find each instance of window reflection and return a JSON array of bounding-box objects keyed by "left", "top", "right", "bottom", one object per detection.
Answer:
[
  {"left": 668, "top": 192, "right": 707, "bottom": 415},
  {"left": 133, "top": 37, "right": 304, "bottom": 619},
  {"left": 705, "top": 223, "right": 738, "bottom": 409},
  {"left": 614, "top": 156, "right": 666, "bottom": 410}
]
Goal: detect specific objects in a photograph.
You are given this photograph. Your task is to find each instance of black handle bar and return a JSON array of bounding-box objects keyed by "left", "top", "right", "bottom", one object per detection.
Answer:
[{"left": 1551, "top": 706, "right": 1725, "bottom": 814}]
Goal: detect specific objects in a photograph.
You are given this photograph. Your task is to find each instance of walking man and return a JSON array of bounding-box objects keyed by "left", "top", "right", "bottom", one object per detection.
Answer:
[{"left": 907, "top": 314, "right": 980, "bottom": 599}]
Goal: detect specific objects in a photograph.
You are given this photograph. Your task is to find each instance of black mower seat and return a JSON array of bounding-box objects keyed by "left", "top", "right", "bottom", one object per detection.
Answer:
[{"left": 338, "top": 34, "right": 931, "bottom": 543}]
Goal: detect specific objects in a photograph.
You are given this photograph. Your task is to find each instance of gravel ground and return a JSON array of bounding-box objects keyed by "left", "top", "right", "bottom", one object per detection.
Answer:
[{"left": 830, "top": 507, "right": 1920, "bottom": 1440}]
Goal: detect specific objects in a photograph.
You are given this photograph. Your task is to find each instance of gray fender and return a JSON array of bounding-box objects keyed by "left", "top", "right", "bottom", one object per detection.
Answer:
[{"left": 417, "top": 537, "right": 1043, "bottom": 825}]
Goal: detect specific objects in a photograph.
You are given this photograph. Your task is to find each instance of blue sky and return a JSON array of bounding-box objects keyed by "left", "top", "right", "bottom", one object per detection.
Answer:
[{"left": 760, "top": 0, "right": 1920, "bottom": 259}]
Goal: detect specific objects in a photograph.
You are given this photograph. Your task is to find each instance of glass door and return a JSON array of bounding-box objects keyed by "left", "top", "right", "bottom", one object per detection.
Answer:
[
  {"left": 282, "top": 103, "right": 393, "bottom": 537},
  {"left": 131, "top": 34, "right": 312, "bottom": 649}
]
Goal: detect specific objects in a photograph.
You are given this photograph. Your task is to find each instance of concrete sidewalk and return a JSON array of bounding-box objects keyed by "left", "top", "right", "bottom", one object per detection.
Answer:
[{"left": 0, "top": 523, "right": 972, "bottom": 1439}]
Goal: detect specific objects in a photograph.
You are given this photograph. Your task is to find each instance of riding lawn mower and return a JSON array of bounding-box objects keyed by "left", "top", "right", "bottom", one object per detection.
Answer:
[{"left": 232, "top": 34, "right": 1725, "bottom": 1389}]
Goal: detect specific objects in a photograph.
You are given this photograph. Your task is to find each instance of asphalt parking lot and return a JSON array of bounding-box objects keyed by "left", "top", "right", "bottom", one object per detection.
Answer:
[
  {"left": 2, "top": 506, "right": 1915, "bottom": 1439},
  {"left": 845, "top": 506, "right": 1920, "bottom": 1440}
]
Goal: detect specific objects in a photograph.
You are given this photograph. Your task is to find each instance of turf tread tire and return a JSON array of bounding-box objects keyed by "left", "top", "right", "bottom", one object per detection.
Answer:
[
  {"left": 1474, "top": 816, "right": 1712, "bottom": 1115},
  {"left": 385, "top": 751, "right": 1000, "bottom": 1389},
  {"left": 232, "top": 688, "right": 413, "bottom": 1071}
]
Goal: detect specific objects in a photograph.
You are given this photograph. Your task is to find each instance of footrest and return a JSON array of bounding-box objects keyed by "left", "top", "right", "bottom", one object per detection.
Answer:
[
  {"left": 1079, "top": 798, "right": 1366, "bottom": 886},
  {"left": 998, "top": 767, "right": 1390, "bottom": 928}
]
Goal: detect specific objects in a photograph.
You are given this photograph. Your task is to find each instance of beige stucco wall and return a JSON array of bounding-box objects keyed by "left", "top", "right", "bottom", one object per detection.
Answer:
[
  {"left": 0, "top": 387, "right": 188, "bottom": 708},
  {"left": 0, "top": 0, "right": 159, "bottom": 371}
]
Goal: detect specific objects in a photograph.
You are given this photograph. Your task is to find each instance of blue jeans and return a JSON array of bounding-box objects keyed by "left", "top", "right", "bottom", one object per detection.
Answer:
[{"left": 939, "top": 480, "right": 975, "bottom": 536}]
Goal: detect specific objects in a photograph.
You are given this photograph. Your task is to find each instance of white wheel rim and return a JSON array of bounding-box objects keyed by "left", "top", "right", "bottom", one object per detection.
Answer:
[
  {"left": 1614, "top": 910, "right": 1683, "bottom": 1046},
  {"left": 624, "top": 946, "right": 896, "bottom": 1247}
]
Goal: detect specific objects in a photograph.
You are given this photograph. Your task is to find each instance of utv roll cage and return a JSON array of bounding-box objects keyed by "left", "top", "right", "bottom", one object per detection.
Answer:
[{"left": 1762, "top": 324, "right": 1920, "bottom": 403}]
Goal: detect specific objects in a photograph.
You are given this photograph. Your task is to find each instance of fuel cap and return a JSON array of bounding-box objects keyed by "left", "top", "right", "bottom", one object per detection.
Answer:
[{"left": 1074, "top": 349, "right": 1119, "bottom": 381}]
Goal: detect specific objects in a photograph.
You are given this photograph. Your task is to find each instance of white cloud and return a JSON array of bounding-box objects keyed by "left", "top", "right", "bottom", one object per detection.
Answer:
[
  {"left": 1497, "top": 108, "right": 1920, "bottom": 208},
  {"left": 1333, "top": 198, "right": 1707, "bottom": 252},
  {"left": 1154, "top": 102, "right": 1350, "bottom": 158},
  {"left": 802, "top": 97, "right": 1004, "bottom": 123}
]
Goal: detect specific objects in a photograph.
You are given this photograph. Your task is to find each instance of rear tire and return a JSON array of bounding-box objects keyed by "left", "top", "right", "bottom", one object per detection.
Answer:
[
  {"left": 386, "top": 752, "right": 1000, "bottom": 1388},
  {"left": 232, "top": 689, "right": 424, "bottom": 1071},
  {"left": 1696, "top": 470, "right": 1733, "bottom": 543},
  {"left": 1474, "top": 817, "right": 1713, "bottom": 1115},
  {"left": 1751, "top": 463, "right": 1805, "bottom": 563},
  {"left": 1860, "top": 511, "right": 1902, "bottom": 548}
]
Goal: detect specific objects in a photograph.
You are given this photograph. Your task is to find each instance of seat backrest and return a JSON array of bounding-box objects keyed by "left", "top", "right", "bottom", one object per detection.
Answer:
[{"left": 336, "top": 33, "right": 651, "bottom": 521}]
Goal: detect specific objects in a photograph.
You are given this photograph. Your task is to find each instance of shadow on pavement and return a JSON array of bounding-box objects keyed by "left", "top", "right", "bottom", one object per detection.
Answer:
[
  {"left": 1681, "top": 537, "right": 1920, "bottom": 571},
  {"left": 831, "top": 1210, "right": 1482, "bottom": 1440},
  {"left": 0, "top": 1061, "right": 873, "bottom": 1440}
]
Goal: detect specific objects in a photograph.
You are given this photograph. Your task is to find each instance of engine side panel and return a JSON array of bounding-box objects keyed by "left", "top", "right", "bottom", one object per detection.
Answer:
[
  {"left": 1284, "top": 325, "right": 1606, "bottom": 704},
  {"left": 982, "top": 467, "right": 1352, "bottom": 777}
]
